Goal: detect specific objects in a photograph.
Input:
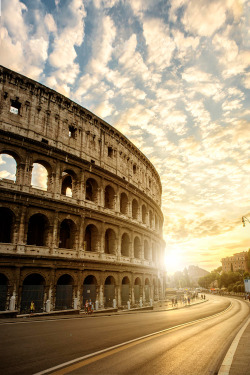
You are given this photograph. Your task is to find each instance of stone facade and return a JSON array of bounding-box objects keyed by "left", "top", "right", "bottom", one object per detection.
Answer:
[
  {"left": 221, "top": 251, "right": 249, "bottom": 273},
  {"left": 0, "top": 66, "right": 166, "bottom": 313}
]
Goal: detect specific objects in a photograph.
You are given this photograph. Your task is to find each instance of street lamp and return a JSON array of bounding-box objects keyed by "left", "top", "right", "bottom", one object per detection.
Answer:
[{"left": 242, "top": 216, "right": 250, "bottom": 227}]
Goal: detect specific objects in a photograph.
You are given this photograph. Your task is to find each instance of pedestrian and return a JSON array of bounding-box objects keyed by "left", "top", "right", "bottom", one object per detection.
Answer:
[
  {"left": 30, "top": 301, "right": 35, "bottom": 314},
  {"left": 88, "top": 300, "right": 92, "bottom": 314},
  {"left": 85, "top": 300, "right": 89, "bottom": 314}
]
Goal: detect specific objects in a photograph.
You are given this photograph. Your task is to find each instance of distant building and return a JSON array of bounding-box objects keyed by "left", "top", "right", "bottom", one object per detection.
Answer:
[
  {"left": 188, "top": 265, "right": 209, "bottom": 286},
  {"left": 221, "top": 251, "right": 249, "bottom": 273}
]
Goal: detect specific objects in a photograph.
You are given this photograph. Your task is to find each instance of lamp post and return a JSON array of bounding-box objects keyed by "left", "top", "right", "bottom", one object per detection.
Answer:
[{"left": 242, "top": 216, "right": 250, "bottom": 227}]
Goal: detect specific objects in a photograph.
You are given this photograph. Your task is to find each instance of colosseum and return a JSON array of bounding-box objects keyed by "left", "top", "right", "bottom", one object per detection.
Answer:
[{"left": 0, "top": 65, "right": 166, "bottom": 314}]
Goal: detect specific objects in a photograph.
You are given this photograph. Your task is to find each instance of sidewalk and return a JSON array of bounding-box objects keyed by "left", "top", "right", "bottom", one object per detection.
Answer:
[{"left": 229, "top": 317, "right": 250, "bottom": 375}]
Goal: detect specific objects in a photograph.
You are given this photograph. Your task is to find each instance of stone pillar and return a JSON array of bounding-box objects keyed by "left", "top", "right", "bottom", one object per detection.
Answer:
[
  {"left": 117, "top": 285, "right": 121, "bottom": 307},
  {"left": 99, "top": 284, "right": 104, "bottom": 308},
  {"left": 50, "top": 211, "right": 59, "bottom": 253},
  {"left": 117, "top": 226, "right": 121, "bottom": 258},
  {"left": 18, "top": 205, "right": 27, "bottom": 245}
]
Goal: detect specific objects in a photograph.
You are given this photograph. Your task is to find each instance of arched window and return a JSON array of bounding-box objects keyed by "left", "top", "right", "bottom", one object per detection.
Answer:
[
  {"left": 31, "top": 163, "right": 48, "bottom": 190},
  {"left": 0, "top": 208, "right": 14, "bottom": 243},
  {"left": 21, "top": 273, "right": 45, "bottom": 314},
  {"left": 155, "top": 214, "right": 159, "bottom": 230},
  {"left": 104, "top": 185, "right": 115, "bottom": 209},
  {"left": 0, "top": 274, "right": 8, "bottom": 311},
  {"left": 104, "top": 276, "right": 115, "bottom": 307},
  {"left": 134, "top": 236, "right": 141, "bottom": 259},
  {"left": 83, "top": 275, "right": 97, "bottom": 305},
  {"left": 142, "top": 204, "right": 147, "bottom": 224},
  {"left": 56, "top": 274, "right": 74, "bottom": 310},
  {"left": 132, "top": 199, "right": 138, "bottom": 219},
  {"left": 85, "top": 178, "right": 98, "bottom": 203},
  {"left": 0, "top": 153, "right": 17, "bottom": 182},
  {"left": 105, "top": 229, "right": 116, "bottom": 255},
  {"left": 120, "top": 192, "right": 128, "bottom": 215},
  {"left": 144, "top": 240, "right": 150, "bottom": 260},
  {"left": 149, "top": 210, "right": 153, "bottom": 228},
  {"left": 61, "top": 170, "right": 76, "bottom": 198},
  {"left": 59, "top": 219, "right": 75, "bottom": 249},
  {"left": 84, "top": 224, "right": 98, "bottom": 252},
  {"left": 27, "top": 214, "right": 49, "bottom": 246},
  {"left": 121, "top": 233, "right": 130, "bottom": 257}
]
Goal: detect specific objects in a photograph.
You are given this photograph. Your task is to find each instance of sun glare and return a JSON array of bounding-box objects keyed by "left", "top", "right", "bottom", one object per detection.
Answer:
[{"left": 165, "top": 251, "right": 183, "bottom": 274}]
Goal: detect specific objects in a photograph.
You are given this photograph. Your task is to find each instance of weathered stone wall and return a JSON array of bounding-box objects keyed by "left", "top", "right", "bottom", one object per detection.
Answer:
[{"left": 0, "top": 66, "right": 166, "bottom": 312}]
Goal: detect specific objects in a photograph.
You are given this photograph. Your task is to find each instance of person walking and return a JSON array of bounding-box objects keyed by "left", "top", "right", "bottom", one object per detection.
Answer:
[{"left": 30, "top": 301, "right": 35, "bottom": 314}]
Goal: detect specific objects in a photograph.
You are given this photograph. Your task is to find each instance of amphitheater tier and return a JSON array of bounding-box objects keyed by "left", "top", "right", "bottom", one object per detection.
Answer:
[{"left": 0, "top": 66, "right": 166, "bottom": 313}]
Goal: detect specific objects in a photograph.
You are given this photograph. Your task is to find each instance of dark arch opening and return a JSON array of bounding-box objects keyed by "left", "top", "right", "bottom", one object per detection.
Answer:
[
  {"left": 56, "top": 274, "right": 74, "bottom": 310},
  {"left": 104, "top": 185, "right": 115, "bottom": 209},
  {"left": 134, "top": 236, "right": 141, "bottom": 259},
  {"left": 84, "top": 224, "right": 98, "bottom": 252},
  {"left": 85, "top": 178, "right": 98, "bottom": 203},
  {"left": 27, "top": 213, "right": 48, "bottom": 246},
  {"left": 0, "top": 207, "right": 14, "bottom": 243},
  {"left": 121, "top": 276, "right": 130, "bottom": 305},
  {"left": 120, "top": 192, "right": 128, "bottom": 215},
  {"left": 59, "top": 219, "right": 75, "bottom": 249},
  {"left": 132, "top": 199, "right": 138, "bottom": 219},
  {"left": 105, "top": 228, "right": 116, "bottom": 255},
  {"left": 121, "top": 233, "right": 130, "bottom": 257},
  {"left": 0, "top": 274, "right": 8, "bottom": 311},
  {"left": 104, "top": 276, "right": 115, "bottom": 307},
  {"left": 21, "top": 273, "right": 45, "bottom": 314},
  {"left": 83, "top": 275, "right": 97, "bottom": 306}
]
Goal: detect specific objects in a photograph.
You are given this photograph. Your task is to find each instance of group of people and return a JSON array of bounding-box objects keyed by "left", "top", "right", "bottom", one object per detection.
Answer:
[{"left": 84, "top": 300, "right": 94, "bottom": 314}]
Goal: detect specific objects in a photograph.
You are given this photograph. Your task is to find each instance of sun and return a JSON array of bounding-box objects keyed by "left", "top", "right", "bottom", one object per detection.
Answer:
[{"left": 165, "top": 251, "right": 183, "bottom": 274}]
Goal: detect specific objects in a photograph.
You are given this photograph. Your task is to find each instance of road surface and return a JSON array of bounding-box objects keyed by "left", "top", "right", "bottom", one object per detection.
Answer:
[{"left": 0, "top": 295, "right": 249, "bottom": 375}]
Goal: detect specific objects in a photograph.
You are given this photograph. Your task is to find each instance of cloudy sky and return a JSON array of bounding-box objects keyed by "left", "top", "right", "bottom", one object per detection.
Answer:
[{"left": 1, "top": 0, "right": 250, "bottom": 273}]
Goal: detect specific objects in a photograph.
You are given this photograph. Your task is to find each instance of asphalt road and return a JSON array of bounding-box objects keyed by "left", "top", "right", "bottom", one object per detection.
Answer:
[{"left": 0, "top": 295, "right": 249, "bottom": 375}]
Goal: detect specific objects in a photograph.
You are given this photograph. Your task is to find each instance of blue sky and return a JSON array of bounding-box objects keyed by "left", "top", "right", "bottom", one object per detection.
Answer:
[{"left": 1, "top": 0, "right": 250, "bottom": 272}]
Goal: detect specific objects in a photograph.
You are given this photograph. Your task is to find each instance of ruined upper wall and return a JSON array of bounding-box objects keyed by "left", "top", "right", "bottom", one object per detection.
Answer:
[{"left": 0, "top": 66, "right": 162, "bottom": 206}]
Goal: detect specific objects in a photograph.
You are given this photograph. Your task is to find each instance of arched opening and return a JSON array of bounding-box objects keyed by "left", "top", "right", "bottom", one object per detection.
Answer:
[
  {"left": 134, "top": 277, "right": 141, "bottom": 303},
  {"left": 61, "top": 170, "right": 76, "bottom": 197},
  {"left": 105, "top": 229, "right": 116, "bottom": 255},
  {"left": 85, "top": 178, "right": 98, "bottom": 203},
  {"left": 59, "top": 219, "right": 75, "bottom": 249},
  {"left": 104, "top": 185, "right": 115, "bottom": 209},
  {"left": 142, "top": 204, "right": 147, "bottom": 224},
  {"left": 145, "top": 278, "right": 150, "bottom": 302},
  {"left": 104, "top": 276, "right": 115, "bottom": 307},
  {"left": 152, "top": 243, "right": 156, "bottom": 262},
  {"left": 27, "top": 214, "right": 49, "bottom": 246},
  {"left": 121, "top": 276, "right": 130, "bottom": 305},
  {"left": 0, "top": 153, "right": 17, "bottom": 182},
  {"left": 55, "top": 274, "right": 74, "bottom": 310},
  {"left": 0, "top": 207, "right": 14, "bottom": 243},
  {"left": 31, "top": 163, "right": 48, "bottom": 190},
  {"left": 84, "top": 224, "right": 98, "bottom": 252},
  {"left": 149, "top": 210, "right": 153, "bottom": 228},
  {"left": 83, "top": 275, "right": 97, "bottom": 306},
  {"left": 120, "top": 192, "right": 128, "bottom": 215},
  {"left": 21, "top": 273, "right": 45, "bottom": 313},
  {"left": 132, "top": 199, "right": 138, "bottom": 219},
  {"left": 0, "top": 274, "right": 8, "bottom": 311},
  {"left": 144, "top": 240, "right": 150, "bottom": 260},
  {"left": 121, "top": 233, "right": 130, "bottom": 257},
  {"left": 134, "top": 236, "right": 141, "bottom": 259}
]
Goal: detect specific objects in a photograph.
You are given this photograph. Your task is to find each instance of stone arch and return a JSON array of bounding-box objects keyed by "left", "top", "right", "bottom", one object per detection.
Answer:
[
  {"left": 121, "top": 276, "right": 130, "bottom": 305},
  {"left": 55, "top": 274, "right": 74, "bottom": 310},
  {"left": 83, "top": 275, "right": 97, "bottom": 306},
  {"left": 84, "top": 224, "right": 99, "bottom": 252},
  {"left": 27, "top": 213, "right": 49, "bottom": 246},
  {"left": 61, "top": 169, "right": 77, "bottom": 198},
  {"left": 104, "top": 276, "right": 116, "bottom": 307},
  {"left": 120, "top": 192, "right": 128, "bottom": 215},
  {"left": 149, "top": 210, "right": 153, "bottom": 228},
  {"left": 134, "top": 236, "right": 141, "bottom": 259},
  {"left": 121, "top": 232, "right": 130, "bottom": 257},
  {"left": 104, "top": 184, "right": 115, "bottom": 209},
  {"left": 0, "top": 207, "right": 15, "bottom": 243},
  {"left": 59, "top": 219, "right": 76, "bottom": 249},
  {"left": 134, "top": 277, "right": 141, "bottom": 303},
  {"left": 31, "top": 160, "right": 50, "bottom": 191},
  {"left": 85, "top": 178, "right": 98, "bottom": 203},
  {"left": 145, "top": 277, "right": 150, "bottom": 302},
  {"left": 0, "top": 273, "right": 9, "bottom": 311},
  {"left": 105, "top": 228, "right": 116, "bottom": 255},
  {"left": 142, "top": 204, "right": 147, "bottom": 224},
  {"left": 0, "top": 151, "right": 19, "bottom": 182},
  {"left": 144, "top": 239, "right": 150, "bottom": 260},
  {"left": 132, "top": 199, "right": 138, "bottom": 219},
  {"left": 20, "top": 273, "right": 45, "bottom": 313}
]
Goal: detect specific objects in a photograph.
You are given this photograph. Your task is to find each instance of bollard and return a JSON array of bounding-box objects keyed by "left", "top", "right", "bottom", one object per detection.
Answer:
[
  {"left": 9, "top": 295, "right": 15, "bottom": 311},
  {"left": 46, "top": 299, "right": 50, "bottom": 313},
  {"left": 95, "top": 300, "right": 99, "bottom": 310},
  {"left": 127, "top": 301, "right": 130, "bottom": 310},
  {"left": 113, "top": 299, "right": 117, "bottom": 308}
]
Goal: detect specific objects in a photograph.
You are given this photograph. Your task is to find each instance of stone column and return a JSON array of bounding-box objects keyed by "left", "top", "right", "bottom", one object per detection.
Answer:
[
  {"left": 18, "top": 205, "right": 27, "bottom": 245},
  {"left": 50, "top": 211, "right": 59, "bottom": 253}
]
